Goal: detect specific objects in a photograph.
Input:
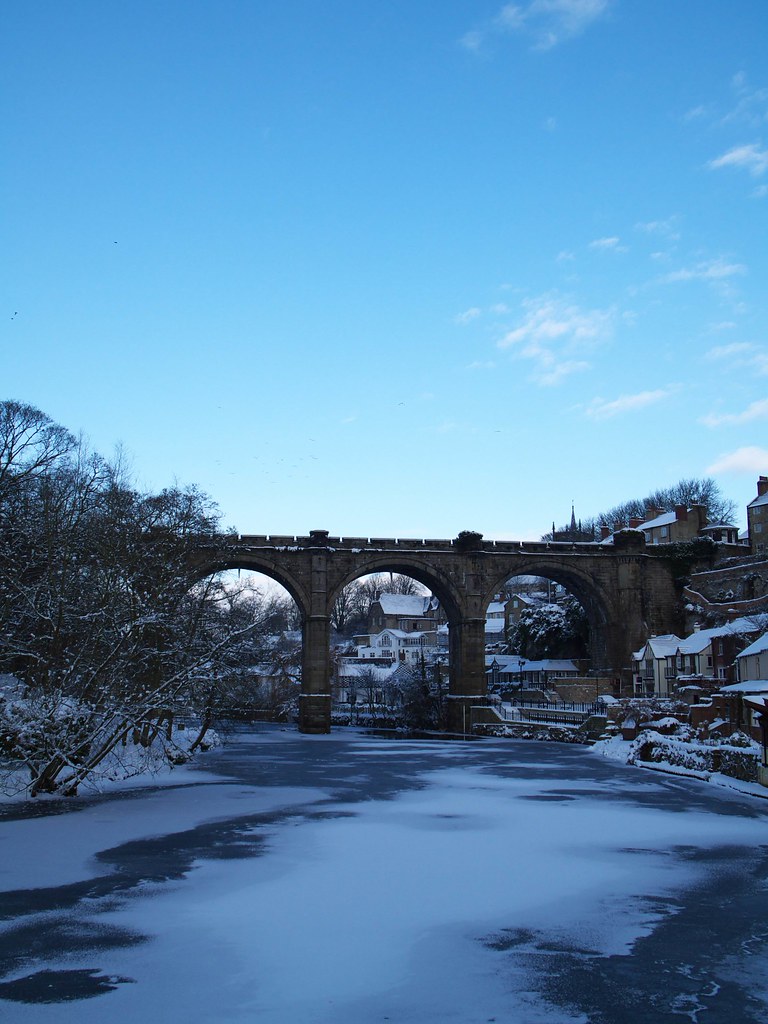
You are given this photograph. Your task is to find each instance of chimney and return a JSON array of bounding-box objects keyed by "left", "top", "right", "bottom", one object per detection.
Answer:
[
  {"left": 629, "top": 516, "right": 643, "bottom": 529},
  {"left": 600, "top": 526, "right": 612, "bottom": 540},
  {"left": 674, "top": 504, "right": 688, "bottom": 522},
  {"left": 758, "top": 476, "right": 768, "bottom": 497},
  {"left": 691, "top": 503, "right": 708, "bottom": 529},
  {"left": 693, "top": 622, "right": 700, "bottom": 632}
]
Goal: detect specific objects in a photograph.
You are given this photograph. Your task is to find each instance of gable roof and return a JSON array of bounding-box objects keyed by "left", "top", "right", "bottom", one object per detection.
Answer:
[
  {"left": 678, "top": 616, "right": 768, "bottom": 655},
  {"left": 376, "top": 593, "right": 436, "bottom": 617},
  {"left": 639, "top": 511, "right": 677, "bottom": 531},
  {"left": 737, "top": 631, "right": 768, "bottom": 660},
  {"left": 634, "top": 635, "right": 682, "bottom": 660}
]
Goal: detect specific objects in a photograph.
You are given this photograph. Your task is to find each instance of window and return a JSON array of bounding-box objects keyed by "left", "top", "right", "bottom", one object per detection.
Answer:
[
  {"left": 660, "top": 526, "right": 668, "bottom": 538},
  {"left": 380, "top": 635, "right": 391, "bottom": 647}
]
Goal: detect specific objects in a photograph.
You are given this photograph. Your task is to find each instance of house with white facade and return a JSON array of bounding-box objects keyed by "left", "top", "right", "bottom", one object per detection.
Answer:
[
  {"left": 737, "top": 631, "right": 768, "bottom": 684},
  {"left": 485, "top": 600, "right": 507, "bottom": 645},
  {"left": 632, "top": 635, "right": 682, "bottom": 696},
  {"left": 675, "top": 617, "right": 767, "bottom": 687}
]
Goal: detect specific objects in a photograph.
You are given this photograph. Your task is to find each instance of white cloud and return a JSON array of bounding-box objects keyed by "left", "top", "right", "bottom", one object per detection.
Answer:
[
  {"left": 705, "top": 341, "right": 755, "bottom": 360},
  {"left": 709, "top": 143, "right": 768, "bottom": 177},
  {"left": 497, "top": 293, "right": 615, "bottom": 386},
  {"left": 662, "top": 257, "right": 746, "bottom": 284},
  {"left": 706, "top": 447, "right": 768, "bottom": 475},
  {"left": 707, "top": 322, "right": 737, "bottom": 333},
  {"left": 535, "top": 360, "right": 589, "bottom": 386},
  {"left": 454, "top": 307, "right": 481, "bottom": 325},
  {"left": 635, "top": 216, "right": 681, "bottom": 240},
  {"left": 459, "top": 30, "right": 483, "bottom": 52},
  {"left": 700, "top": 398, "right": 768, "bottom": 428},
  {"left": 704, "top": 342, "right": 768, "bottom": 376},
  {"left": 556, "top": 250, "right": 576, "bottom": 262},
  {"left": 585, "top": 388, "right": 675, "bottom": 421},
  {"left": 589, "top": 236, "right": 627, "bottom": 252},
  {"left": 462, "top": 0, "right": 610, "bottom": 53},
  {"left": 683, "top": 104, "right": 709, "bottom": 122},
  {"left": 467, "top": 360, "right": 497, "bottom": 370},
  {"left": 721, "top": 74, "right": 768, "bottom": 129}
]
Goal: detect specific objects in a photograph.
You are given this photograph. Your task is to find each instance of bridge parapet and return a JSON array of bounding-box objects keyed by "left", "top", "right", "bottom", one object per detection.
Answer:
[{"left": 230, "top": 534, "right": 645, "bottom": 556}]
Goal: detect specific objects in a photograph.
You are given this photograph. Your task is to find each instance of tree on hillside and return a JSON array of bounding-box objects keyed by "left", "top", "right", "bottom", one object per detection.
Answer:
[
  {"left": 507, "top": 596, "right": 589, "bottom": 660},
  {"left": 543, "top": 477, "right": 737, "bottom": 541}
]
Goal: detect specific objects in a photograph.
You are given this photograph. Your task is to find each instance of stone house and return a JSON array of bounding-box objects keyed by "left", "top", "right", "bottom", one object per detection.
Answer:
[
  {"left": 368, "top": 593, "right": 443, "bottom": 633},
  {"left": 747, "top": 476, "right": 768, "bottom": 557},
  {"left": 638, "top": 504, "right": 708, "bottom": 545}
]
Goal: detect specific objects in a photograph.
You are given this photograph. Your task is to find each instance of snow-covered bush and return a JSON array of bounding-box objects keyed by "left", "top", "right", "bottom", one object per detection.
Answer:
[{"left": 628, "top": 730, "right": 761, "bottom": 783}]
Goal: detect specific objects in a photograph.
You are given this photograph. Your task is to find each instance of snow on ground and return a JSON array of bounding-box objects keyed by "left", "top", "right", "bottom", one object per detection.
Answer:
[
  {"left": 2, "top": 730, "right": 768, "bottom": 1023},
  {"left": 591, "top": 734, "right": 768, "bottom": 800}
]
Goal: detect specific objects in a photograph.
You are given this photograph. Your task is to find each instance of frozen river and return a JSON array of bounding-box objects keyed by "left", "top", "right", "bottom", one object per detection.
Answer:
[{"left": 1, "top": 727, "right": 768, "bottom": 1023}]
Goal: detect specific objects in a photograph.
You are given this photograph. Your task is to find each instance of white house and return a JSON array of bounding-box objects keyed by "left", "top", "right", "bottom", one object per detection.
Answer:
[
  {"left": 632, "top": 635, "right": 682, "bottom": 696},
  {"left": 737, "top": 631, "right": 768, "bottom": 684}
]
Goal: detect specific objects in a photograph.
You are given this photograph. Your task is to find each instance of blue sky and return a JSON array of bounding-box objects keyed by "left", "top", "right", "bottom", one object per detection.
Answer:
[{"left": 3, "top": 0, "right": 768, "bottom": 540}]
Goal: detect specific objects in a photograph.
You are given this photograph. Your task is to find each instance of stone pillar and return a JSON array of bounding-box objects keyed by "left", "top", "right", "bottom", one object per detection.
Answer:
[
  {"left": 447, "top": 616, "right": 488, "bottom": 733},
  {"left": 299, "top": 548, "right": 332, "bottom": 734}
]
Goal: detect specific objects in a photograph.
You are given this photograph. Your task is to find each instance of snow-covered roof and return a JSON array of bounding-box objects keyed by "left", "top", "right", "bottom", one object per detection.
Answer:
[
  {"left": 339, "top": 663, "right": 400, "bottom": 681},
  {"left": 639, "top": 511, "right": 677, "bottom": 531},
  {"left": 484, "top": 618, "right": 506, "bottom": 634},
  {"left": 633, "top": 635, "right": 681, "bottom": 660},
  {"left": 485, "top": 655, "right": 524, "bottom": 670},
  {"left": 521, "top": 659, "right": 579, "bottom": 673},
  {"left": 737, "top": 631, "right": 768, "bottom": 660},
  {"left": 679, "top": 617, "right": 767, "bottom": 655},
  {"left": 748, "top": 490, "right": 768, "bottom": 509},
  {"left": 377, "top": 593, "right": 436, "bottom": 616},
  {"left": 486, "top": 602, "right": 505, "bottom": 615},
  {"left": 720, "top": 679, "right": 768, "bottom": 695}
]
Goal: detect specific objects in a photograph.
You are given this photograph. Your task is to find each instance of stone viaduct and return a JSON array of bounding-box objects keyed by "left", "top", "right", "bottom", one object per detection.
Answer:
[{"left": 195, "top": 529, "right": 680, "bottom": 733}]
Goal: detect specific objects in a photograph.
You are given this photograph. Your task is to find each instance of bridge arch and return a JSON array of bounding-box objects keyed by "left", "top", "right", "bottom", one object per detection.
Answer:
[
  {"left": 190, "top": 551, "right": 311, "bottom": 623},
  {"left": 328, "top": 554, "right": 490, "bottom": 722},
  {"left": 482, "top": 558, "right": 621, "bottom": 673},
  {"left": 327, "top": 555, "right": 465, "bottom": 624}
]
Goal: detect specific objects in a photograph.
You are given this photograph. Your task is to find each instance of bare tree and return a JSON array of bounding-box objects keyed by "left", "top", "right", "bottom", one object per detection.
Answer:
[{"left": 0, "top": 401, "right": 273, "bottom": 796}]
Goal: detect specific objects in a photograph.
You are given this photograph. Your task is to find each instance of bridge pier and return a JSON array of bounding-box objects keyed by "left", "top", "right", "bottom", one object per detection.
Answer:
[
  {"left": 447, "top": 616, "right": 488, "bottom": 732},
  {"left": 299, "top": 611, "right": 332, "bottom": 734},
  {"left": 298, "top": 693, "right": 332, "bottom": 733}
]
